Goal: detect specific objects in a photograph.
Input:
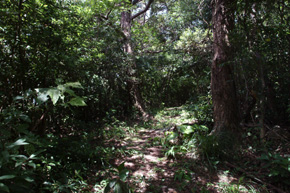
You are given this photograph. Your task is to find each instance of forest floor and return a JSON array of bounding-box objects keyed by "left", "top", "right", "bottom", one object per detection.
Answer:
[{"left": 101, "top": 106, "right": 287, "bottom": 193}]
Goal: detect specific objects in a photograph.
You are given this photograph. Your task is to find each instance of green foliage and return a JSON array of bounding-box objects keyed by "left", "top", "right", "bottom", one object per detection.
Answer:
[
  {"left": 0, "top": 138, "right": 41, "bottom": 193},
  {"left": 104, "top": 162, "right": 133, "bottom": 193},
  {"left": 197, "top": 130, "right": 239, "bottom": 162},
  {"left": 217, "top": 177, "right": 247, "bottom": 193},
  {"left": 187, "top": 95, "right": 213, "bottom": 126},
  {"left": 174, "top": 169, "right": 191, "bottom": 182},
  {"left": 0, "top": 0, "right": 290, "bottom": 191},
  {"left": 35, "top": 82, "right": 86, "bottom": 106},
  {"left": 259, "top": 153, "right": 290, "bottom": 185}
]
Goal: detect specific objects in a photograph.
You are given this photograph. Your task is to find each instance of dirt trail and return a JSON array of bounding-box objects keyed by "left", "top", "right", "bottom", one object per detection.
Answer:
[{"left": 114, "top": 128, "right": 186, "bottom": 193}]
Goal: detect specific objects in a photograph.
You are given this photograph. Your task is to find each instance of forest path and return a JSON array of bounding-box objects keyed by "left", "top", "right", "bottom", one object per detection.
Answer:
[
  {"left": 114, "top": 127, "right": 185, "bottom": 193},
  {"left": 107, "top": 106, "right": 221, "bottom": 192},
  {"left": 104, "top": 106, "right": 286, "bottom": 193}
]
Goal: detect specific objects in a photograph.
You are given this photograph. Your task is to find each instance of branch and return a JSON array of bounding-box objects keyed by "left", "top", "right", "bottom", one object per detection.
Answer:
[
  {"left": 131, "top": 0, "right": 154, "bottom": 20},
  {"left": 198, "top": 0, "right": 209, "bottom": 26},
  {"left": 99, "top": 9, "right": 112, "bottom": 21}
]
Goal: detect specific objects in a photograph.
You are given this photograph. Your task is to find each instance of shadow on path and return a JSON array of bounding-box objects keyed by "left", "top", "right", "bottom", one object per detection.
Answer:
[{"left": 113, "top": 128, "right": 220, "bottom": 193}]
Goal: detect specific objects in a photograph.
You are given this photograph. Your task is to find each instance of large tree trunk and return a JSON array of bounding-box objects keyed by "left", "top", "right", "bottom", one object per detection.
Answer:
[
  {"left": 121, "top": 11, "right": 150, "bottom": 119},
  {"left": 211, "top": 0, "right": 240, "bottom": 134}
]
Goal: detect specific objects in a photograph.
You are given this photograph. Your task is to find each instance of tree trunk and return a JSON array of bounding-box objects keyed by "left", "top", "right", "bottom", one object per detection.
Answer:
[
  {"left": 211, "top": 0, "right": 240, "bottom": 134},
  {"left": 121, "top": 11, "right": 150, "bottom": 120}
]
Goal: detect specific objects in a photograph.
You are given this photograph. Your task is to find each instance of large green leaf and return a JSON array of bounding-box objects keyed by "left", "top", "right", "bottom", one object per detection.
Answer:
[
  {"left": 35, "top": 88, "right": 50, "bottom": 104},
  {"left": 47, "top": 89, "right": 61, "bottom": 105},
  {"left": 68, "top": 97, "right": 87, "bottom": 106}
]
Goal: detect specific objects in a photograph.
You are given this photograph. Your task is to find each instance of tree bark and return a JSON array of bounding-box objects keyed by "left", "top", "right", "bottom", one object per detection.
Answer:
[
  {"left": 121, "top": 11, "right": 150, "bottom": 119},
  {"left": 211, "top": 0, "right": 240, "bottom": 134}
]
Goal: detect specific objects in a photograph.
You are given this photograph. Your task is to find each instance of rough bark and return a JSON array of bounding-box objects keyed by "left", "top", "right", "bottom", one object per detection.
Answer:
[
  {"left": 211, "top": 0, "right": 241, "bottom": 134},
  {"left": 121, "top": 11, "right": 150, "bottom": 119}
]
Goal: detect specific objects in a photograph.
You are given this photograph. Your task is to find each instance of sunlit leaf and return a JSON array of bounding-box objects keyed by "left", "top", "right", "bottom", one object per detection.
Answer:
[
  {"left": 167, "top": 132, "right": 178, "bottom": 140},
  {"left": 13, "top": 96, "right": 24, "bottom": 101},
  {"left": 63, "top": 82, "right": 83, "bottom": 89},
  {"left": 47, "top": 89, "right": 61, "bottom": 105},
  {"left": 35, "top": 88, "right": 50, "bottom": 104},
  {"left": 68, "top": 97, "right": 87, "bottom": 106},
  {"left": 179, "top": 125, "right": 194, "bottom": 135},
  {"left": 7, "top": 139, "right": 29, "bottom": 149},
  {"left": 0, "top": 175, "right": 16, "bottom": 180}
]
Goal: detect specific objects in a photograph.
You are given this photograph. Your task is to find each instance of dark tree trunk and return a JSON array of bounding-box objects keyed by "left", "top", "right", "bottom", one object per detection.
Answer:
[
  {"left": 121, "top": 11, "right": 150, "bottom": 119},
  {"left": 211, "top": 0, "right": 241, "bottom": 134}
]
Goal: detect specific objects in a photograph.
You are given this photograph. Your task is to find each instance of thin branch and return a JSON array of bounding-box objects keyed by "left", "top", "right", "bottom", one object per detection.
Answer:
[
  {"left": 100, "top": 9, "right": 112, "bottom": 20},
  {"left": 98, "top": 9, "right": 113, "bottom": 22},
  {"left": 198, "top": 0, "right": 209, "bottom": 26},
  {"left": 131, "top": 0, "right": 154, "bottom": 20}
]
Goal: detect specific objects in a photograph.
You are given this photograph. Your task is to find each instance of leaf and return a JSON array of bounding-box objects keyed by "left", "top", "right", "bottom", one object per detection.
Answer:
[
  {"left": 7, "top": 139, "right": 29, "bottom": 149},
  {"left": 68, "top": 97, "right": 86, "bottom": 106},
  {"left": 28, "top": 162, "right": 36, "bottom": 169},
  {"left": 196, "top": 125, "right": 209, "bottom": 132},
  {"left": 0, "top": 183, "right": 9, "bottom": 192},
  {"left": 14, "top": 96, "right": 24, "bottom": 101},
  {"left": 24, "top": 176, "right": 34, "bottom": 183},
  {"left": 63, "top": 88, "right": 76, "bottom": 96},
  {"left": 56, "top": 85, "right": 66, "bottom": 92},
  {"left": 29, "top": 154, "right": 37, "bottom": 159},
  {"left": 119, "top": 169, "right": 129, "bottom": 181},
  {"left": 167, "top": 132, "right": 178, "bottom": 141},
  {"left": 179, "top": 125, "right": 195, "bottom": 135},
  {"left": 0, "top": 175, "right": 16, "bottom": 180},
  {"left": 63, "top": 82, "right": 83, "bottom": 89},
  {"left": 35, "top": 88, "right": 50, "bottom": 104},
  {"left": 47, "top": 89, "right": 60, "bottom": 105}
]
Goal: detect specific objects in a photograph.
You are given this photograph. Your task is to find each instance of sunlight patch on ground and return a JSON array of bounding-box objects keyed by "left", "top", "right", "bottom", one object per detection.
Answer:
[
  {"left": 217, "top": 171, "right": 235, "bottom": 183},
  {"left": 154, "top": 106, "right": 197, "bottom": 127}
]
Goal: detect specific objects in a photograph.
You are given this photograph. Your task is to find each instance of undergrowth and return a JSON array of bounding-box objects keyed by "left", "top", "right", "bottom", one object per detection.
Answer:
[{"left": 1, "top": 98, "right": 289, "bottom": 192}]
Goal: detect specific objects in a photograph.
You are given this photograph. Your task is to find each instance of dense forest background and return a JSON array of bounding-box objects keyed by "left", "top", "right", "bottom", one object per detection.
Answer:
[{"left": 0, "top": 0, "right": 289, "bottom": 192}]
